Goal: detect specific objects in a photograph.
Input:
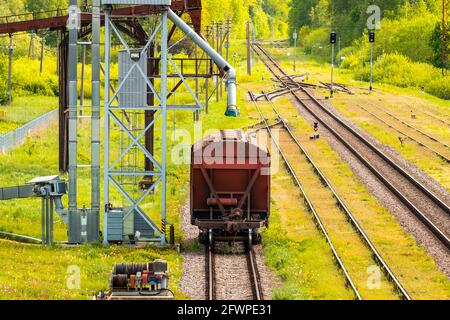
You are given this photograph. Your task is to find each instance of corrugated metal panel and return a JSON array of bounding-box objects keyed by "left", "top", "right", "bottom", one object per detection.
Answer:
[
  {"left": 102, "top": 0, "right": 171, "bottom": 5},
  {"left": 134, "top": 212, "right": 155, "bottom": 238},
  {"left": 107, "top": 210, "right": 124, "bottom": 242},
  {"left": 118, "top": 50, "right": 147, "bottom": 108}
]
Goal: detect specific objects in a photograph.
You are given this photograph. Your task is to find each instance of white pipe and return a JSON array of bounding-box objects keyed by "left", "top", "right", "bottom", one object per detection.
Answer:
[{"left": 167, "top": 9, "right": 238, "bottom": 117}]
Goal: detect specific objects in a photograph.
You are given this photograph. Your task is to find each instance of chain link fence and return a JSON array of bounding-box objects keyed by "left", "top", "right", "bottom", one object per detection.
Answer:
[{"left": 0, "top": 109, "right": 58, "bottom": 154}]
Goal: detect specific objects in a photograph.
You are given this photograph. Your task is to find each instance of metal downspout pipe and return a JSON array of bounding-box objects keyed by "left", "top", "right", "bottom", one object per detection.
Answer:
[
  {"left": 91, "top": 0, "right": 101, "bottom": 241},
  {"left": 67, "top": 0, "right": 78, "bottom": 242},
  {"left": 167, "top": 9, "right": 238, "bottom": 117}
]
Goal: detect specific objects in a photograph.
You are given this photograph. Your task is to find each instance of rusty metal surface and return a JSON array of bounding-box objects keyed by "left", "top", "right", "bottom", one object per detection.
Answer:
[
  {"left": 0, "top": 1, "right": 202, "bottom": 34},
  {"left": 190, "top": 130, "right": 270, "bottom": 230},
  {"left": 0, "top": 1, "right": 204, "bottom": 172}
]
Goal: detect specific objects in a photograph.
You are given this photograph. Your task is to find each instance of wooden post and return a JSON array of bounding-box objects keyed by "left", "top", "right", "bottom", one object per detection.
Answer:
[
  {"left": 7, "top": 34, "right": 13, "bottom": 107},
  {"left": 40, "top": 36, "right": 45, "bottom": 74},
  {"left": 246, "top": 21, "right": 251, "bottom": 76}
]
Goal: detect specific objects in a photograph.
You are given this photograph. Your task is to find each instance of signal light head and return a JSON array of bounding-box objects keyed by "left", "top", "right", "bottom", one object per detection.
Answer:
[{"left": 330, "top": 32, "right": 337, "bottom": 44}]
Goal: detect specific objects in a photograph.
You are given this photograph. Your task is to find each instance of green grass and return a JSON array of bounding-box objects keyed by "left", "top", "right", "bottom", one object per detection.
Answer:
[
  {"left": 1, "top": 39, "right": 449, "bottom": 300},
  {"left": 263, "top": 173, "right": 354, "bottom": 300},
  {"left": 0, "top": 96, "right": 58, "bottom": 134},
  {"left": 0, "top": 40, "right": 258, "bottom": 300},
  {"left": 246, "top": 47, "right": 450, "bottom": 299},
  {"left": 0, "top": 240, "right": 184, "bottom": 300}
]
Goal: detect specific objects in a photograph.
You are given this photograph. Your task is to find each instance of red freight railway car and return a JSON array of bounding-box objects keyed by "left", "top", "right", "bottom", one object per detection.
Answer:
[{"left": 190, "top": 130, "right": 270, "bottom": 247}]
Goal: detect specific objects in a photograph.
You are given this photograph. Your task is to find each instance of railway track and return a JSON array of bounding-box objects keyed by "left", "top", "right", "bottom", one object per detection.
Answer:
[
  {"left": 354, "top": 104, "right": 450, "bottom": 163},
  {"left": 206, "top": 243, "right": 264, "bottom": 300},
  {"left": 249, "top": 90, "right": 411, "bottom": 300},
  {"left": 252, "top": 43, "right": 450, "bottom": 254}
]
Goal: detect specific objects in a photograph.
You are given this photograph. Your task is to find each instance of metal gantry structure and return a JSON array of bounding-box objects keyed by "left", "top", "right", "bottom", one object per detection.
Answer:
[
  {"left": 0, "top": 0, "right": 237, "bottom": 245},
  {"left": 102, "top": 0, "right": 237, "bottom": 245},
  {"left": 66, "top": 0, "right": 101, "bottom": 243}
]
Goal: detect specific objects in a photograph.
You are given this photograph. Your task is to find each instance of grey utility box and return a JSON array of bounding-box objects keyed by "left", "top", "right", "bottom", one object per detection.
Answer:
[
  {"left": 118, "top": 49, "right": 148, "bottom": 108},
  {"left": 107, "top": 210, "right": 124, "bottom": 243},
  {"left": 68, "top": 208, "right": 100, "bottom": 244}
]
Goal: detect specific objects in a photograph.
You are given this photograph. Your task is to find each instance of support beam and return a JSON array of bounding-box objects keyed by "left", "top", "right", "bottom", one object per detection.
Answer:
[
  {"left": 7, "top": 33, "right": 13, "bottom": 107},
  {"left": 58, "top": 31, "right": 68, "bottom": 173},
  {"left": 67, "top": 0, "right": 78, "bottom": 242},
  {"left": 91, "top": 0, "right": 101, "bottom": 241},
  {"left": 40, "top": 36, "right": 45, "bottom": 74}
]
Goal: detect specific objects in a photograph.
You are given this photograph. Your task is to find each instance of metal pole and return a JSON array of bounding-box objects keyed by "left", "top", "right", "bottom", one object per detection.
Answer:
[
  {"left": 7, "top": 34, "right": 13, "bottom": 107},
  {"left": 41, "top": 197, "right": 45, "bottom": 245},
  {"left": 68, "top": 0, "right": 78, "bottom": 243},
  {"left": 40, "top": 37, "right": 45, "bottom": 74},
  {"left": 443, "top": 0, "right": 446, "bottom": 76},
  {"left": 331, "top": 42, "right": 335, "bottom": 98},
  {"left": 49, "top": 196, "right": 54, "bottom": 245},
  {"left": 226, "top": 18, "right": 230, "bottom": 62},
  {"left": 338, "top": 36, "right": 341, "bottom": 75},
  {"left": 195, "top": 44, "right": 199, "bottom": 121},
  {"left": 293, "top": 34, "right": 297, "bottom": 72},
  {"left": 215, "top": 22, "right": 219, "bottom": 102},
  {"left": 91, "top": 0, "right": 101, "bottom": 242},
  {"left": 219, "top": 22, "right": 223, "bottom": 99},
  {"left": 45, "top": 195, "right": 50, "bottom": 245},
  {"left": 103, "top": 7, "right": 111, "bottom": 245},
  {"left": 205, "top": 77, "right": 209, "bottom": 114},
  {"left": 370, "top": 42, "right": 373, "bottom": 92},
  {"left": 161, "top": 9, "right": 169, "bottom": 245}
]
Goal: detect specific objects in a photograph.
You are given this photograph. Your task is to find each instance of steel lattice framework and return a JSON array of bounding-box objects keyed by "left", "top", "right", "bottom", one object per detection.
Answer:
[{"left": 103, "top": 4, "right": 203, "bottom": 244}]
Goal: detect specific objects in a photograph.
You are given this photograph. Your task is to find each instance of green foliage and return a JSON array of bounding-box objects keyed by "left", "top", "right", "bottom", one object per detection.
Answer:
[
  {"left": 10, "top": 56, "right": 58, "bottom": 98},
  {"left": 426, "top": 76, "right": 450, "bottom": 100},
  {"left": 302, "top": 28, "right": 329, "bottom": 57},
  {"left": 356, "top": 53, "right": 440, "bottom": 87},
  {"left": 202, "top": 0, "right": 286, "bottom": 39},
  {"left": 429, "top": 21, "right": 450, "bottom": 68}
]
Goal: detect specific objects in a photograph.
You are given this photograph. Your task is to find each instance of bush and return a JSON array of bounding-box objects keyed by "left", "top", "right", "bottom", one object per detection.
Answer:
[
  {"left": 426, "top": 77, "right": 450, "bottom": 100},
  {"left": 0, "top": 83, "right": 8, "bottom": 105},
  {"left": 303, "top": 28, "right": 329, "bottom": 57},
  {"left": 356, "top": 53, "right": 440, "bottom": 88}
]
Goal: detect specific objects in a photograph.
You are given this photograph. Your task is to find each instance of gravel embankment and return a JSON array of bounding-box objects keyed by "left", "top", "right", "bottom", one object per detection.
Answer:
[
  {"left": 290, "top": 94, "right": 450, "bottom": 277},
  {"left": 179, "top": 202, "right": 277, "bottom": 299}
]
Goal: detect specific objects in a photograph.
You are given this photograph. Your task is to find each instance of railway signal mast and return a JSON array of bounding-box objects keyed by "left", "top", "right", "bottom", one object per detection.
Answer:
[
  {"left": 293, "top": 31, "right": 297, "bottom": 72},
  {"left": 369, "top": 31, "right": 375, "bottom": 92},
  {"left": 443, "top": 0, "right": 447, "bottom": 76},
  {"left": 330, "top": 32, "right": 337, "bottom": 98}
]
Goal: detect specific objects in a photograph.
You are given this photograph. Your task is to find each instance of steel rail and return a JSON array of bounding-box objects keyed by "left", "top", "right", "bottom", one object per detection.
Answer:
[
  {"left": 206, "top": 244, "right": 264, "bottom": 300},
  {"left": 252, "top": 42, "right": 450, "bottom": 251},
  {"left": 247, "top": 248, "right": 264, "bottom": 300},
  {"left": 380, "top": 108, "right": 450, "bottom": 151},
  {"left": 355, "top": 104, "right": 450, "bottom": 163},
  {"left": 249, "top": 91, "right": 362, "bottom": 300},
  {"left": 255, "top": 42, "right": 450, "bottom": 215},
  {"left": 206, "top": 244, "right": 216, "bottom": 300},
  {"left": 258, "top": 91, "right": 411, "bottom": 300}
]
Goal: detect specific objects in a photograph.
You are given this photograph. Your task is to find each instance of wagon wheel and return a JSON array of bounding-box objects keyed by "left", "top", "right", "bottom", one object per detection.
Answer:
[
  {"left": 208, "top": 229, "right": 214, "bottom": 249},
  {"left": 247, "top": 229, "right": 253, "bottom": 251}
]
